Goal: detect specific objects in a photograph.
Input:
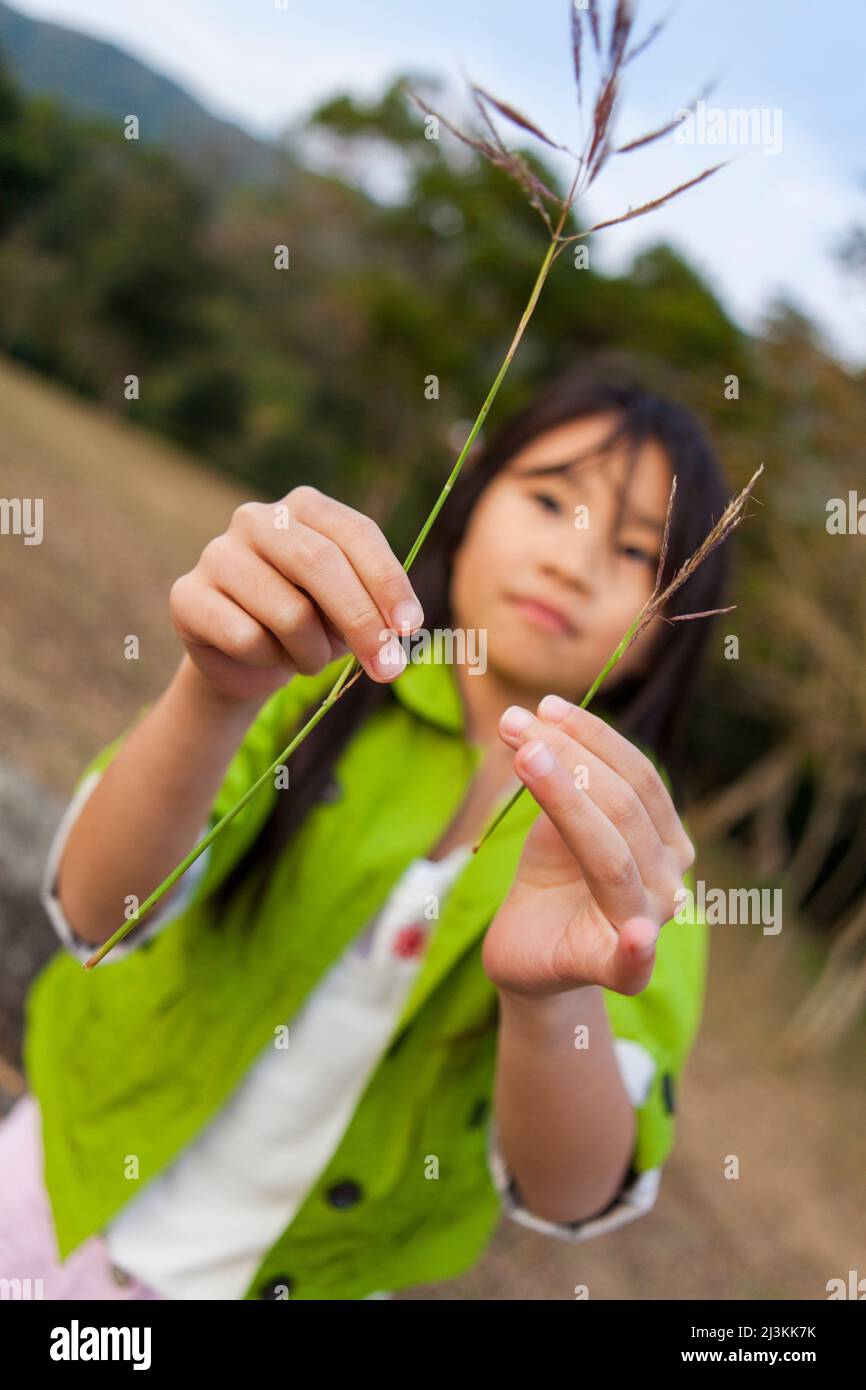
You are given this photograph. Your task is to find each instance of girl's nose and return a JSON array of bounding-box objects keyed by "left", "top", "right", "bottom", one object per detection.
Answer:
[{"left": 539, "top": 529, "right": 599, "bottom": 596}]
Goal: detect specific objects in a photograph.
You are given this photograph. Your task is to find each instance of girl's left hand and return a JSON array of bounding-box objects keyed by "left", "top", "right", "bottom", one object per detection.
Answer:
[{"left": 481, "top": 694, "right": 696, "bottom": 999}]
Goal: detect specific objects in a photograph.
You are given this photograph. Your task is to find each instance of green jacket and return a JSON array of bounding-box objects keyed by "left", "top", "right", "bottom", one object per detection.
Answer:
[{"left": 23, "top": 645, "right": 708, "bottom": 1300}]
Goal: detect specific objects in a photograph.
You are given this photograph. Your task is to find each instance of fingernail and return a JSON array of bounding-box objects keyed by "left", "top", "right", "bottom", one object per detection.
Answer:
[
  {"left": 538, "top": 693, "right": 570, "bottom": 722},
  {"left": 522, "top": 740, "right": 555, "bottom": 776},
  {"left": 375, "top": 636, "right": 407, "bottom": 676},
  {"left": 391, "top": 599, "right": 424, "bottom": 633},
  {"left": 500, "top": 705, "right": 533, "bottom": 736}
]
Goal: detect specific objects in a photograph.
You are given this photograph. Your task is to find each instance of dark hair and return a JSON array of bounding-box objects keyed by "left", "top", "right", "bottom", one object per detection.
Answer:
[{"left": 213, "top": 354, "right": 733, "bottom": 923}]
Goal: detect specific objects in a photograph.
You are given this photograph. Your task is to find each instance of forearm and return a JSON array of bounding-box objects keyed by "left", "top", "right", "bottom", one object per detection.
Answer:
[
  {"left": 57, "top": 654, "right": 271, "bottom": 946},
  {"left": 493, "top": 985, "right": 636, "bottom": 1225}
]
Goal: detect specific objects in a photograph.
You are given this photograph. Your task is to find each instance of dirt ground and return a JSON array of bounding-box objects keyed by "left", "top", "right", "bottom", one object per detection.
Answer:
[{"left": 1, "top": 355, "right": 863, "bottom": 1300}]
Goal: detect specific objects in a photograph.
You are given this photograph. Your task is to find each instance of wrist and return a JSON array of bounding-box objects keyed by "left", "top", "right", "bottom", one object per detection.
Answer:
[
  {"left": 497, "top": 982, "right": 603, "bottom": 1039},
  {"left": 171, "top": 654, "right": 272, "bottom": 729}
]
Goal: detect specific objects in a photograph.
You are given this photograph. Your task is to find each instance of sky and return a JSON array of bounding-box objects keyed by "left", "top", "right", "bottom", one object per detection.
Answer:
[{"left": 9, "top": 0, "right": 866, "bottom": 367}]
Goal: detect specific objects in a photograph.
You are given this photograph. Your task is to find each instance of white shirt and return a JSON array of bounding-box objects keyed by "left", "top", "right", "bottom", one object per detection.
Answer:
[{"left": 40, "top": 771, "right": 662, "bottom": 1299}]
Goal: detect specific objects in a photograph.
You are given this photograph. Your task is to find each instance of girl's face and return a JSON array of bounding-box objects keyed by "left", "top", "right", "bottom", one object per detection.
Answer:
[{"left": 450, "top": 412, "right": 673, "bottom": 701}]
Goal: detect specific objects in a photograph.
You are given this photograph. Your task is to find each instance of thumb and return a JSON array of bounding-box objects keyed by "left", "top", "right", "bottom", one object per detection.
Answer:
[{"left": 609, "top": 915, "right": 661, "bottom": 995}]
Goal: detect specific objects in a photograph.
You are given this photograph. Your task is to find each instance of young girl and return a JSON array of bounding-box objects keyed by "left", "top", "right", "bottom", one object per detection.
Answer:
[{"left": 2, "top": 359, "right": 730, "bottom": 1301}]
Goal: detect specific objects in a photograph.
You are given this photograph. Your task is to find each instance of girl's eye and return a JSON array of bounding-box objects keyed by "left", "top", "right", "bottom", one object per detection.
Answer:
[
  {"left": 618, "top": 543, "right": 658, "bottom": 567},
  {"left": 531, "top": 491, "right": 563, "bottom": 515}
]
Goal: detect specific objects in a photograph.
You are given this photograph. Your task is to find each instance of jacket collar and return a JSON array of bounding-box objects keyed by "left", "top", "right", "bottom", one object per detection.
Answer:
[
  {"left": 389, "top": 635, "right": 621, "bottom": 743},
  {"left": 389, "top": 632, "right": 473, "bottom": 738}
]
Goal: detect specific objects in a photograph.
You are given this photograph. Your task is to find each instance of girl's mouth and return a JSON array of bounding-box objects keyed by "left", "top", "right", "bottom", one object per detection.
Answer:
[{"left": 507, "top": 593, "right": 575, "bottom": 637}]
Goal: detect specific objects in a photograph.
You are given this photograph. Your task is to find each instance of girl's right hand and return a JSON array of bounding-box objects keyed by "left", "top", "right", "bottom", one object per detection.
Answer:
[{"left": 169, "top": 486, "right": 425, "bottom": 704}]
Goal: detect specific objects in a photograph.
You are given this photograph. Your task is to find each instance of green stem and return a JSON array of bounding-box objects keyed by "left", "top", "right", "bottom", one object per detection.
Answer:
[
  {"left": 84, "top": 662, "right": 358, "bottom": 968},
  {"left": 85, "top": 232, "right": 564, "bottom": 969},
  {"left": 471, "top": 607, "right": 646, "bottom": 854}
]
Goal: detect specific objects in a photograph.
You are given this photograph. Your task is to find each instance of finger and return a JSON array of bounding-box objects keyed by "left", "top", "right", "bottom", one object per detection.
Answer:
[
  {"left": 607, "top": 916, "right": 660, "bottom": 995},
  {"left": 319, "top": 612, "right": 351, "bottom": 659},
  {"left": 281, "top": 487, "right": 425, "bottom": 635},
  {"left": 507, "top": 731, "right": 650, "bottom": 927},
  {"left": 171, "top": 575, "right": 292, "bottom": 671},
  {"left": 237, "top": 505, "right": 408, "bottom": 683},
  {"left": 535, "top": 694, "right": 694, "bottom": 868},
  {"left": 499, "top": 706, "right": 677, "bottom": 910},
  {"left": 555, "top": 912, "right": 660, "bottom": 995},
  {"left": 200, "top": 538, "right": 337, "bottom": 675}
]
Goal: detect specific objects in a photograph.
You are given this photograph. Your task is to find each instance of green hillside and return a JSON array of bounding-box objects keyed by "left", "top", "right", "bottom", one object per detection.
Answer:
[{"left": 0, "top": 0, "right": 283, "bottom": 183}]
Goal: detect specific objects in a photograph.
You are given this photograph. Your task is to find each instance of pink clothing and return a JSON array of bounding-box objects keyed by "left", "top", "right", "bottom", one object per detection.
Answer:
[{"left": 0, "top": 1092, "right": 163, "bottom": 1301}]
